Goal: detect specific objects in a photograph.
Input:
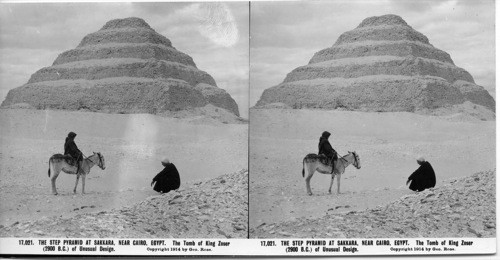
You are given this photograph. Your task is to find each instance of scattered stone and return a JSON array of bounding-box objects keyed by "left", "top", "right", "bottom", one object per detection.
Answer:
[
  {"left": 233, "top": 224, "right": 245, "bottom": 231},
  {"left": 485, "top": 223, "right": 495, "bottom": 229},
  {"left": 278, "top": 231, "right": 292, "bottom": 237},
  {"left": 467, "top": 227, "right": 482, "bottom": 237},
  {"left": 256, "top": 223, "right": 266, "bottom": 228},
  {"left": 216, "top": 229, "right": 230, "bottom": 238}
]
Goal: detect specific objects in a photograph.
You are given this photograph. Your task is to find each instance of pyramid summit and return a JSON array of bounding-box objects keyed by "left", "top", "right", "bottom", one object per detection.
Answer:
[
  {"left": 2, "top": 17, "right": 240, "bottom": 117},
  {"left": 357, "top": 14, "right": 409, "bottom": 27},
  {"left": 100, "top": 17, "right": 153, "bottom": 30},
  {"left": 256, "top": 14, "right": 495, "bottom": 117}
]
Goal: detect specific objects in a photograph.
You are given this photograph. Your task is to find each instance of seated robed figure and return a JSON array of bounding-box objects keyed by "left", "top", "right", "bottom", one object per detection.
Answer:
[
  {"left": 318, "top": 131, "right": 338, "bottom": 167},
  {"left": 151, "top": 158, "right": 181, "bottom": 194},
  {"left": 406, "top": 157, "right": 436, "bottom": 192}
]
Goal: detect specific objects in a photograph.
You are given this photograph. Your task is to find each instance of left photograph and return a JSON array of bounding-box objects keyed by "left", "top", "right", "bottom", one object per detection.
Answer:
[{"left": 0, "top": 2, "right": 249, "bottom": 238}]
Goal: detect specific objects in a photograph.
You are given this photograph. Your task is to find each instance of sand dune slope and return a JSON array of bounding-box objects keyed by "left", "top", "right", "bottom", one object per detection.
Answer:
[
  {"left": 251, "top": 170, "right": 495, "bottom": 238},
  {"left": 0, "top": 169, "right": 248, "bottom": 238}
]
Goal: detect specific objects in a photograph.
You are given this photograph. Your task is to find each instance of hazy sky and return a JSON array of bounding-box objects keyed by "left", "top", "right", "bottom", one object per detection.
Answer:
[
  {"left": 250, "top": 0, "right": 496, "bottom": 106},
  {"left": 0, "top": 2, "right": 250, "bottom": 117}
]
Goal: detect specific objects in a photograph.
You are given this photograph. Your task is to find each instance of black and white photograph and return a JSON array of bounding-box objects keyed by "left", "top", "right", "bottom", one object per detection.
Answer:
[
  {"left": 0, "top": 1, "right": 249, "bottom": 239},
  {"left": 0, "top": 0, "right": 497, "bottom": 257},
  {"left": 249, "top": 0, "right": 496, "bottom": 241}
]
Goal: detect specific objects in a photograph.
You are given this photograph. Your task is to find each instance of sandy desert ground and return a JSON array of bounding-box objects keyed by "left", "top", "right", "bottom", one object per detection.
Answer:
[
  {"left": 0, "top": 108, "right": 247, "bottom": 231},
  {"left": 249, "top": 108, "right": 495, "bottom": 237}
]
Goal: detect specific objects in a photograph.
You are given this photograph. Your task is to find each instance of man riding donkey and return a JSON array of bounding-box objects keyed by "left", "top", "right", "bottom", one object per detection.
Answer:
[
  {"left": 318, "top": 131, "right": 338, "bottom": 173},
  {"left": 64, "top": 131, "right": 84, "bottom": 174}
]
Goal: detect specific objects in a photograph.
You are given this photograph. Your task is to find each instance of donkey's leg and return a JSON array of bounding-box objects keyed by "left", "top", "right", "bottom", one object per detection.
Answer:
[
  {"left": 51, "top": 176, "right": 58, "bottom": 195},
  {"left": 81, "top": 175, "right": 86, "bottom": 194},
  {"left": 305, "top": 164, "right": 315, "bottom": 196},
  {"left": 73, "top": 175, "right": 80, "bottom": 194},
  {"left": 337, "top": 173, "right": 341, "bottom": 194},
  {"left": 328, "top": 173, "right": 335, "bottom": 194},
  {"left": 50, "top": 164, "right": 60, "bottom": 195}
]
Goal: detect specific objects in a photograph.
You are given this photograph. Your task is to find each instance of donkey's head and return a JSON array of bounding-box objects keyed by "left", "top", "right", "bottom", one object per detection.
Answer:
[
  {"left": 350, "top": 151, "right": 361, "bottom": 169},
  {"left": 93, "top": 152, "right": 106, "bottom": 170}
]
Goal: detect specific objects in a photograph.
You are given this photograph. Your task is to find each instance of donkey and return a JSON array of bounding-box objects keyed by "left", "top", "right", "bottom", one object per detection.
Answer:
[
  {"left": 48, "top": 152, "right": 106, "bottom": 195},
  {"left": 302, "top": 151, "right": 360, "bottom": 196}
]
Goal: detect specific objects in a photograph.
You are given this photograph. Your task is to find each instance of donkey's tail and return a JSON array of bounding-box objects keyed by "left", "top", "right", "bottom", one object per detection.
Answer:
[
  {"left": 48, "top": 159, "right": 51, "bottom": 177},
  {"left": 302, "top": 158, "right": 305, "bottom": 178}
]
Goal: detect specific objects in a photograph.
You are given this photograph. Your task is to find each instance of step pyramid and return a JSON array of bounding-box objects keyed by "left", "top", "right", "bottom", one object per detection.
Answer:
[
  {"left": 256, "top": 14, "right": 494, "bottom": 114},
  {"left": 1, "top": 17, "right": 240, "bottom": 116}
]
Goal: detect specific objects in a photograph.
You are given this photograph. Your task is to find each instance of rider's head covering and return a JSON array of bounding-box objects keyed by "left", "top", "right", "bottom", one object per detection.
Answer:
[
  {"left": 416, "top": 156, "right": 426, "bottom": 163},
  {"left": 67, "top": 132, "right": 77, "bottom": 138},
  {"left": 161, "top": 158, "right": 170, "bottom": 166},
  {"left": 321, "top": 131, "right": 331, "bottom": 138}
]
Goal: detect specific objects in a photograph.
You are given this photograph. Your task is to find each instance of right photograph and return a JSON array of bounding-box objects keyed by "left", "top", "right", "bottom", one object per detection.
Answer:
[{"left": 249, "top": 0, "right": 495, "bottom": 239}]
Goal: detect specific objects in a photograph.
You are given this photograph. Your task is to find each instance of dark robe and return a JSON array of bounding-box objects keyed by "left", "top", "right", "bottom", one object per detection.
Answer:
[
  {"left": 407, "top": 161, "right": 436, "bottom": 192},
  {"left": 64, "top": 137, "right": 83, "bottom": 162},
  {"left": 152, "top": 163, "right": 181, "bottom": 193},
  {"left": 318, "top": 137, "right": 337, "bottom": 160}
]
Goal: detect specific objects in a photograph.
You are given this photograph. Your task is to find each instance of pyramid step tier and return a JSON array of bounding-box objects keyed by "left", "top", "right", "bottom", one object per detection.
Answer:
[
  {"left": 195, "top": 83, "right": 240, "bottom": 116},
  {"left": 334, "top": 25, "right": 430, "bottom": 45},
  {"left": 53, "top": 43, "right": 196, "bottom": 67},
  {"left": 284, "top": 56, "right": 474, "bottom": 84},
  {"left": 358, "top": 14, "right": 409, "bottom": 28},
  {"left": 257, "top": 75, "right": 494, "bottom": 112},
  {"left": 28, "top": 58, "right": 216, "bottom": 87},
  {"left": 1, "top": 78, "right": 208, "bottom": 113},
  {"left": 101, "top": 17, "right": 153, "bottom": 30},
  {"left": 309, "top": 40, "right": 454, "bottom": 65},
  {"left": 77, "top": 27, "right": 172, "bottom": 48},
  {"left": 452, "top": 80, "right": 496, "bottom": 111}
]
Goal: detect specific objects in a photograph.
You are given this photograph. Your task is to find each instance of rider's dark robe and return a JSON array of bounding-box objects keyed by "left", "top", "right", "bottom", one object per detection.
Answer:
[
  {"left": 318, "top": 137, "right": 337, "bottom": 161},
  {"left": 64, "top": 137, "right": 83, "bottom": 164},
  {"left": 152, "top": 163, "right": 181, "bottom": 193},
  {"left": 407, "top": 161, "right": 436, "bottom": 192}
]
